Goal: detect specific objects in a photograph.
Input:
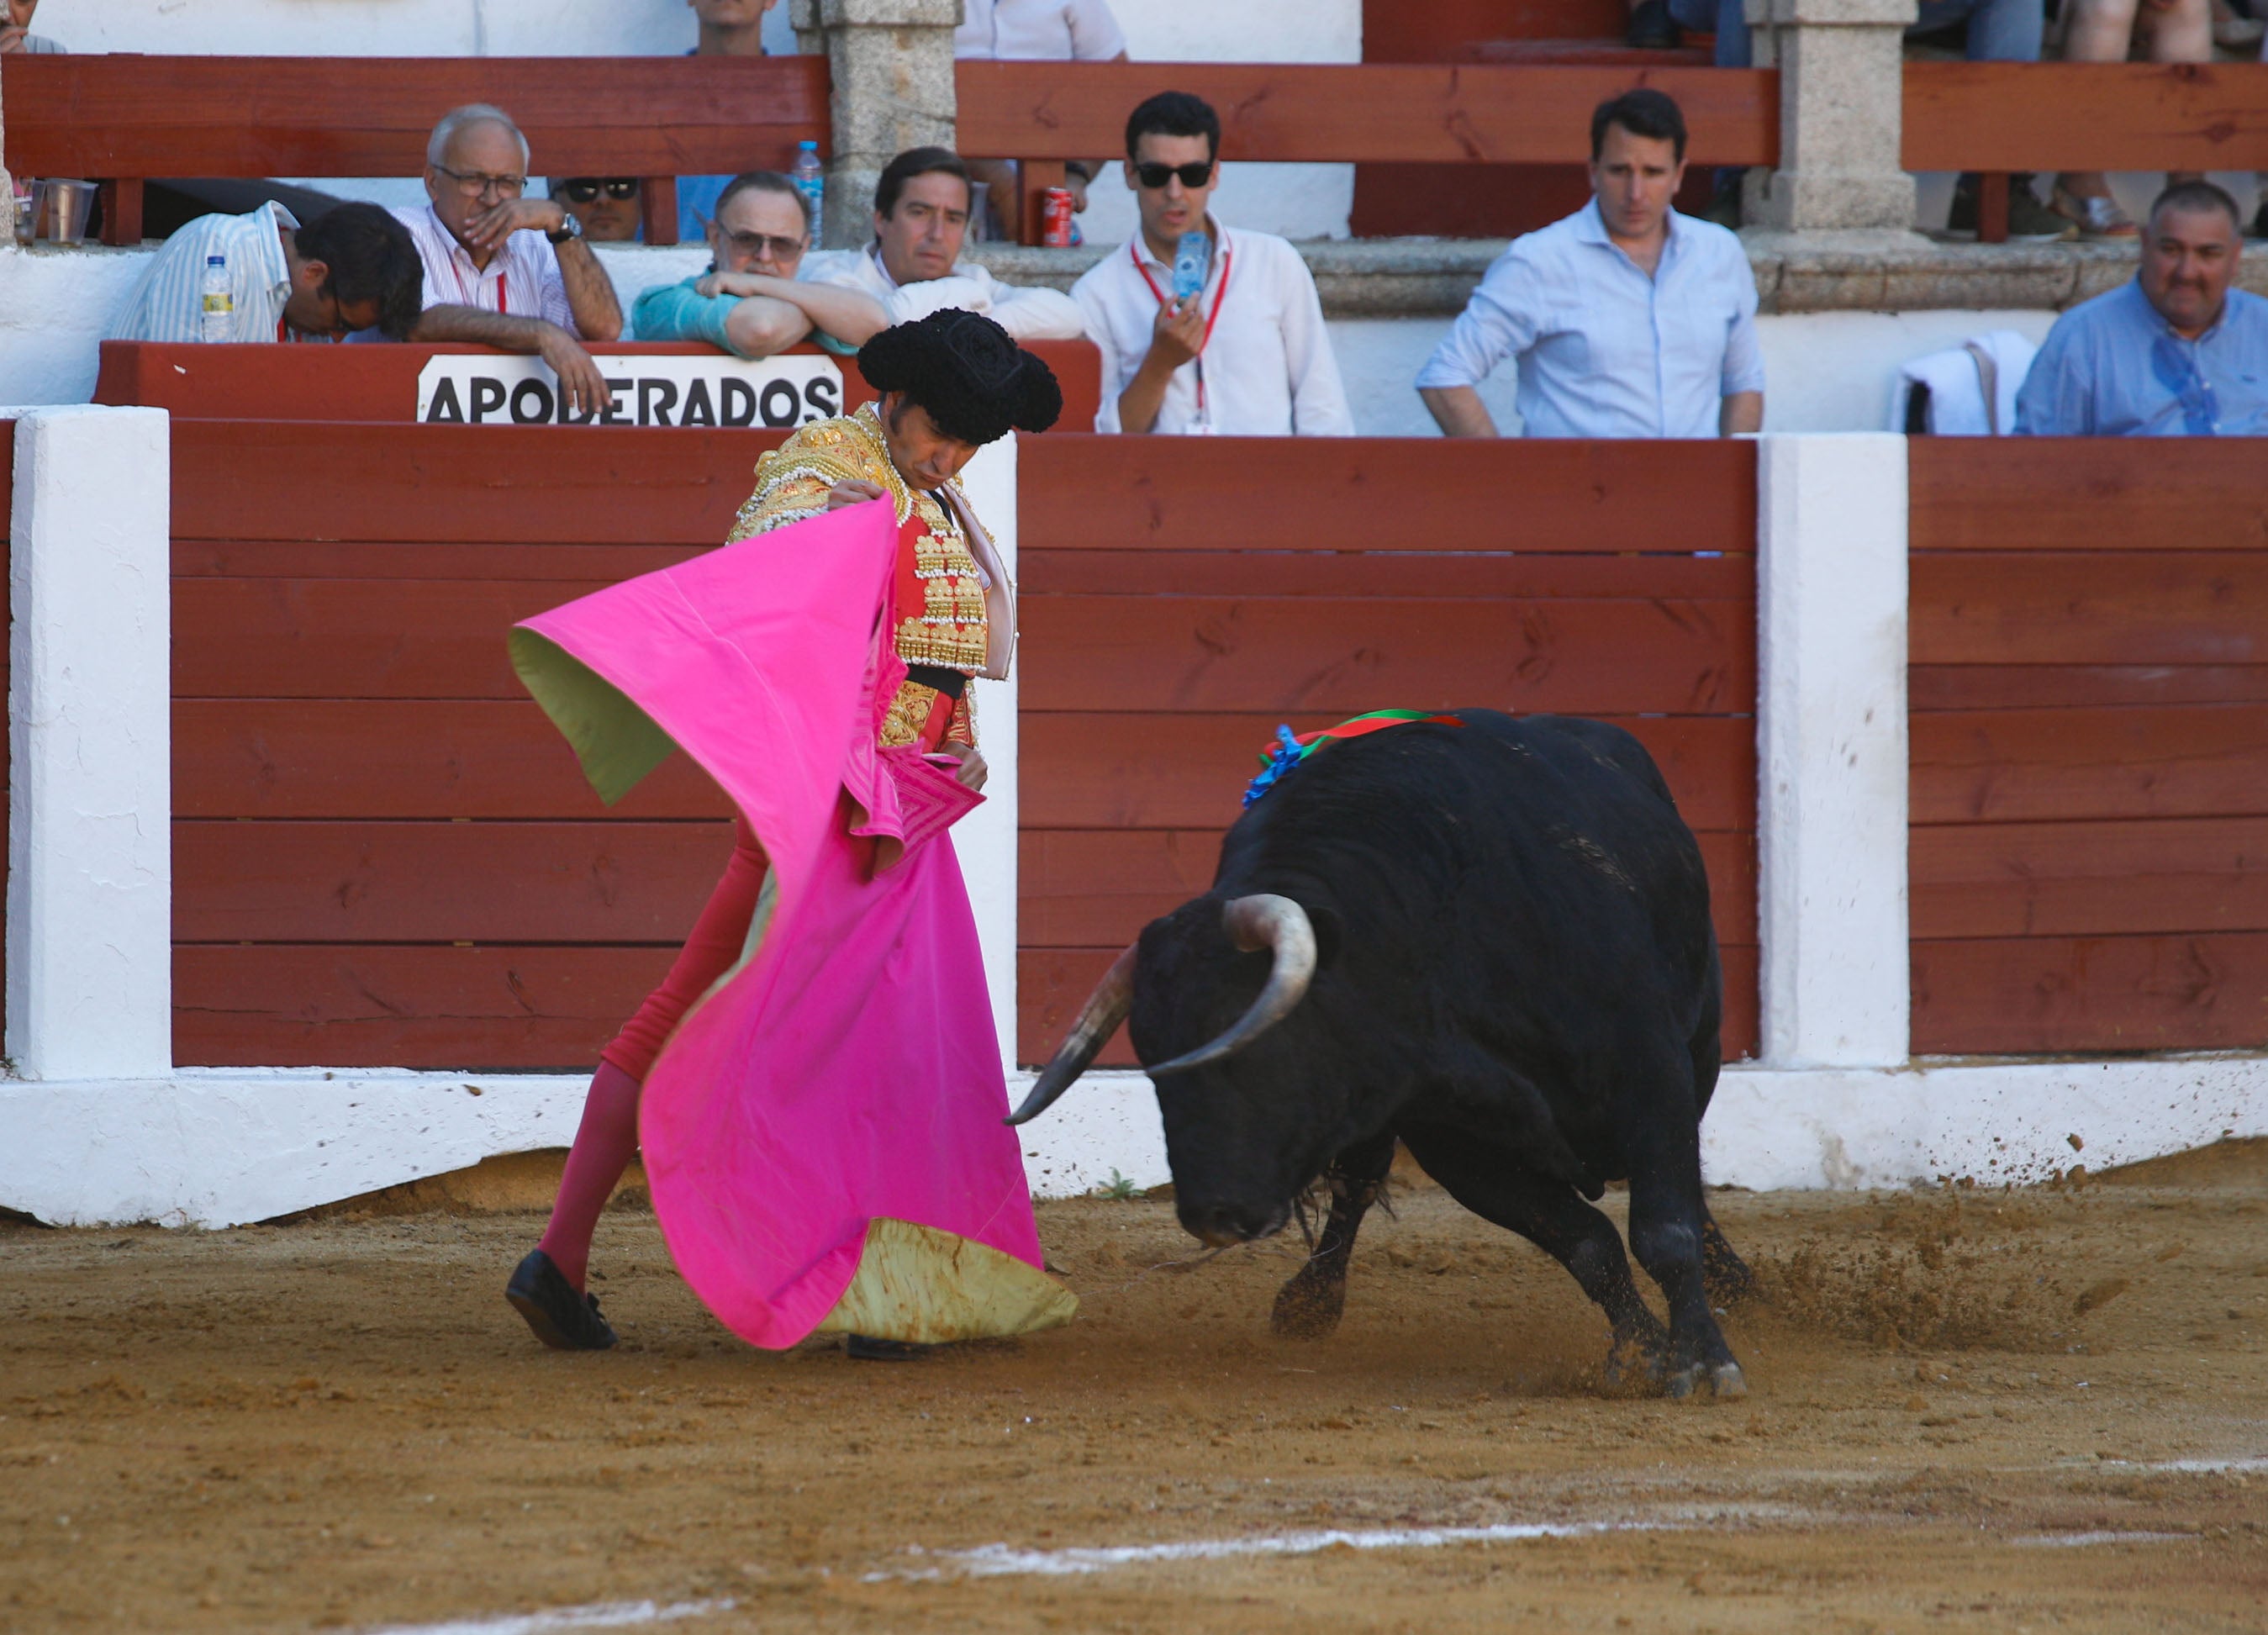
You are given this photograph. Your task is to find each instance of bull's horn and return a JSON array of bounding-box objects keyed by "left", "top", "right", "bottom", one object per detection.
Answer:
[
  {"left": 1145, "top": 894, "right": 1316, "bottom": 1078},
  {"left": 1004, "top": 942, "right": 1137, "bottom": 1126}
]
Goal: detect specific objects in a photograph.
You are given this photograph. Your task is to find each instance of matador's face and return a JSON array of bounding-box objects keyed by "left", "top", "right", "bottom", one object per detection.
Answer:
[{"left": 878, "top": 393, "right": 980, "bottom": 491}]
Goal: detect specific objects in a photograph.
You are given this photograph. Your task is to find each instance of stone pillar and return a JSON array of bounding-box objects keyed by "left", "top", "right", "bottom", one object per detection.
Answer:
[
  {"left": 1742, "top": 0, "right": 1917, "bottom": 233},
  {"left": 790, "top": 0, "right": 960, "bottom": 249}
]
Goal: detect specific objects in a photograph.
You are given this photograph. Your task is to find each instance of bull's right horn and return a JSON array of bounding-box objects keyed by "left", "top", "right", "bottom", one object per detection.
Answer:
[
  {"left": 1144, "top": 894, "right": 1316, "bottom": 1078},
  {"left": 1004, "top": 942, "right": 1137, "bottom": 1126}
]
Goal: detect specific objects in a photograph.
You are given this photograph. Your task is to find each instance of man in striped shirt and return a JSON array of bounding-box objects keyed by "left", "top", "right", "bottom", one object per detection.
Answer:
[
  {"left": 108, "top": 200, "right": 424, "bottom": 345},
  {"left": 394, "top": 104, "right": 625, "bottom": 418}
]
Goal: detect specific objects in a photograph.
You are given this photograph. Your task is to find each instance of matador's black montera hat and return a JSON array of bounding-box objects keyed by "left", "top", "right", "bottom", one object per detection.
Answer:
[{"left": 858, "top": 308, "right": 1063, "bottom": 446}]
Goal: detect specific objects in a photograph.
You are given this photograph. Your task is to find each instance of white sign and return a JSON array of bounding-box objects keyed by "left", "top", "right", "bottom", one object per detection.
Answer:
[{"left": 415, "top": 353, "right": 847, "bottom": 429}]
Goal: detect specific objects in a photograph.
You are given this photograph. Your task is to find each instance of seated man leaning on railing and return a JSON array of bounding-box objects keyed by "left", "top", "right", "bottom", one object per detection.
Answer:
[
  {"left": 108, "top": 200, "right": 425, "bottom": 345},
  {"left": 797, "top": 147, "right": 1087, "bottom": 344},
  {"left": 2015, "top": 182, "right": 2268, "bottom": 435},
  {"left": 388, "top": 103, "right": 625, "bottom": 420},
  {"left": 631, "top": 171, "right": 886, "bottom": 358}
]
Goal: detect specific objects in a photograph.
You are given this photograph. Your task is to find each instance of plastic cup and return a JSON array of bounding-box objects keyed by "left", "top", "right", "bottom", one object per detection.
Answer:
[
  {"left": 967, "top": 179, "right": 992, "bottom": 243},
  {"left": 35, "top": 178, "right": 96, "bottom": 245},
  {"left": 12, "top": 189, "right": 34, "bottom": 247}
]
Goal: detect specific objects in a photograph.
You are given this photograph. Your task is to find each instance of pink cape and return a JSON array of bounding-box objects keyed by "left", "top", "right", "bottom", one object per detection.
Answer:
[{"left": 509, "top": 500, "right": 1069, "bottom": 1349}]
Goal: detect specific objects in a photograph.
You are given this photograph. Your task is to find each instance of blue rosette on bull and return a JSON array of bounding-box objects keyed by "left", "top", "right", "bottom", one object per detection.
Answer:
[{"left": 1010, "top": 706, "right": 1753, "bottom": 1400}]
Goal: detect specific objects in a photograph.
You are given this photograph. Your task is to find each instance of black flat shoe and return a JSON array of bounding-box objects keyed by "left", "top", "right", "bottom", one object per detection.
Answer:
[
  {"left": 506, "top": 1249, "right": 618, "bottom": 1351},
  {"left": 845, "top": 1332, "right": 932, "bottom": 1362}
]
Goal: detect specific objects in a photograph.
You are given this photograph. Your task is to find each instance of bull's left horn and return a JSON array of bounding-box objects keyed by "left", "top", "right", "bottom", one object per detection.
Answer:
[
  {"left": 1005, "top": 942, "right": 1137, "bottom": 1126},
  {"left": 1146, "top": 894, "right": 1316, "bottom": 1078}
]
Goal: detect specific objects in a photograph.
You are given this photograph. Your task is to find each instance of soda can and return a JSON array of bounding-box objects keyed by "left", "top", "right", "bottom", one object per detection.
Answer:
[{"left": 1039, "top": 187, "right": 1076, "bottom": 248}]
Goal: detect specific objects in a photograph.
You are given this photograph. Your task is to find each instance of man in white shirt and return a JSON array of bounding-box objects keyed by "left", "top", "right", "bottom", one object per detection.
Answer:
[
  {"left": 110, "top": 200, "right": 424, "bottom": 344},
  {"left": 1417, "top": 90, "right": 1764, "bottom": 440},
  {"left": 1072, "top": 91, "right": 1353, "bottom": 436},
  {"left": 393, "top": 104, "right": 625, "bottom": 419},
  {"left": 799, "top": 147, "right": 1086, "bottom": 345}
]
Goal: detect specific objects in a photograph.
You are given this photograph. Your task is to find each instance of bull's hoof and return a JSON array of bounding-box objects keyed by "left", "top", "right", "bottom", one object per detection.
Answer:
[
  {"left": 1269, "top": 1270, "right": 1348, "bottom": 1339},
  {"left": 1664, "top": 1360, "right": 1748, "bottom": 1400}
]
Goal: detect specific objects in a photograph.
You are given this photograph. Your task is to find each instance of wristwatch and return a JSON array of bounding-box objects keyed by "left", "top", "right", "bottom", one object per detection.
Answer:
[{"left": 546, "top": 213, "right": 583, "bottom": 245}]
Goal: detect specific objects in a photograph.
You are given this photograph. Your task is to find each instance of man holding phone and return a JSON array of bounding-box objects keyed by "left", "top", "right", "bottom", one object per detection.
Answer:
[{"left": 1071, "top": 91, "right": 1353, "bottom": 435}]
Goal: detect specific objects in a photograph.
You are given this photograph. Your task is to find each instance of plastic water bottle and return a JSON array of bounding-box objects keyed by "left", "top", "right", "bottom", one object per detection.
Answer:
[
  {"left": 199, "top": 253, "right": 233, "bottom": 341},
  {"left": 790, "top": 141, "right": 825, "bottom": 235},
  {"left": 1170, "top": 230, "right": 1211, "bottom": 306}
]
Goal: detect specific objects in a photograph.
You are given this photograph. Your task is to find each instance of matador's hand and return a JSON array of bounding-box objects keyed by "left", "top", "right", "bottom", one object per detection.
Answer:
[
  {"left": 937, "top": 741, "right": 988, "bottom": 793},
  {"left": 826, "top": 478, "right": 889, "bottom": 511}
]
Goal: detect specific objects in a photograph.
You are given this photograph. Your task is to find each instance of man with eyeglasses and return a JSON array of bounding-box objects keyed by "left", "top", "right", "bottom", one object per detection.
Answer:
[
  {"left": 632, "top": 171, "right": 886, "bottom": 356},
  {"left": 1070, "top": 91, "right": 1352, "bottom": 435},
  {"left": 799, "top": 147, "right": 1085, "bottom": 343},
  {"left": 550, "top": 177, "right": 643, "bottom": 244},
  {"left": 391, "top": 104, "right": 624, "bottom": 419},
  {"left": 108, "top": 199, "right": 425, "bottom": 345},
  {"left": 2016, "top": 182, "right": 2268, "bottom": 436}
]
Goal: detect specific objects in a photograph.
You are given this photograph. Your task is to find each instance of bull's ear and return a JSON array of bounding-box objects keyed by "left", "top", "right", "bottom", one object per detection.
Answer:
[{"left": 1309, "top": 904, "right": 1344, "bottom": 969}]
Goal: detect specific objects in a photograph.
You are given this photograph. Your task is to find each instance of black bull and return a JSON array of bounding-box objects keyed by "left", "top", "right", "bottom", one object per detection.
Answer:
[{"left": 1010, "top": 709, "right": 1753, "bottom": 1397}]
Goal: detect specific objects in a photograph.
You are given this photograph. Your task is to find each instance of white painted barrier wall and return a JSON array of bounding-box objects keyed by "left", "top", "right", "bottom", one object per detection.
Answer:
[{"left": 3, "top": 419, "right": 2265, "bottom": 1226}]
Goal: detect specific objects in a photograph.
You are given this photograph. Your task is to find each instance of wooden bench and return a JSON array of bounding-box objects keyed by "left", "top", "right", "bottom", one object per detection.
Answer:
[
  {"left": 0, "top": 53, "right": 829, "bottom": 245},
  {"left": 954, "top": 60, "right": 1780, "bottom": 244}
]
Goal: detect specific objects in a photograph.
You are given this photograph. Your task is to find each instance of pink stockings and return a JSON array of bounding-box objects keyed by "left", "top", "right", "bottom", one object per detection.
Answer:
[{"left": 537, "top": 818, "right": 772, "bottom": 1292}]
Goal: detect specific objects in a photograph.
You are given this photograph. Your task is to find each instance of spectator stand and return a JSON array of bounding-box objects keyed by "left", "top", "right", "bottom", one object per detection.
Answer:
[
  {"left": 0, "top": 53, "right": 829, "bottom": 246},
  {"left": 956, "top": 57, "right": 1778, "bottom": 245}
]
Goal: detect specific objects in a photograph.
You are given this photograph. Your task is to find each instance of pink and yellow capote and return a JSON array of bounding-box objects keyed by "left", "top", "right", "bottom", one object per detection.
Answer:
[{"left": 508, "top": 498, "right": 1075, "bottom": 1349}]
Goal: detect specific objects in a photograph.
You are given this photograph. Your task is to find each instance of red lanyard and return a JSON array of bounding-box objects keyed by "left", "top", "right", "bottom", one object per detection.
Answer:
[
  {"left": 448, "top": 254, "right": 509, "bottom": 314},
  {"left": 1132, "top": 235, "right": 1232, "bottom": 427}
]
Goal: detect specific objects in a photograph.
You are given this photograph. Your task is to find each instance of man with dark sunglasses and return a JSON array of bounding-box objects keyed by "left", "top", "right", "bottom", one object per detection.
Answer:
[
  {"left": 631, "top": 171, "right": 886, "bottom": 357},
  {"left": 1070, "top": 91, "right": 1351, "bottom": 435},
  {"left": 549, "top": 177, "right": 642, "bottom": 243}
]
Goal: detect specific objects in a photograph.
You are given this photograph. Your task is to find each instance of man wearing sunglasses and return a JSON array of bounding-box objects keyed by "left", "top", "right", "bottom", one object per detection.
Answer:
[
  {"left": 631, "top": 171, "right": 887, "bottom": 357},
  {"left": 1070, "top": 91, "right": 1352, "bottom": 435},
  {"left": 550, "top": 177, "right": 643, "bottom": 244},
  {"left": 799, "top": 147, "right": 1085, "bottom": 343},
  {"left": 390, "top": 104, "right": 624, "bottom": 419},
  {"left": 2017, "top": 182, "right": 2267, "bottom": 436}
]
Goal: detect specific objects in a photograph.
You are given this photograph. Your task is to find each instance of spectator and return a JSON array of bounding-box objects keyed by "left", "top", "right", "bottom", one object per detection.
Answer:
[
  {"left": 108, "top": 200, "right": 423, "bottom": 343},
  {"left": 632, "top": 171, "right": 885, "bottom": 356},
  {"left": 1, "top": 0, "right": 62, "bottom": 52},
  {"left": 1668, "top": 0, "right": 2066, "bottom": 237},
  {"left": 551, "top": 177, "right": 643, "bottom": 243},
  {"left": 2049, "top": 0, "right": 2212, "bottom": 238},
  {"left": 678, "top": 0, "right": 782, "bottom": 241},
  {"left": 1070, "top": 92, "right": 1352, "bottom": 435},
  {"left": 395, "top": 104, "right": 623, "bottom": 420},
  {"left": 955, "top": 0, "right": 1128, "bottom": 241},
  {"left": 2015, "top": 182, "right": 2267, "bottom": 434},
  {"left": 800, "top": 147, "right": 1085, "bottom": 342},
  {"left": 1416, "top": 91, "right": 1764, "bottom": 440}
]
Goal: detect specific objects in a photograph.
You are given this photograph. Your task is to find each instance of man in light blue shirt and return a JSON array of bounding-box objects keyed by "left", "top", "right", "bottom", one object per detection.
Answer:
[
  {"left": 1416, "top": 90, "right": 1764, "bottom": 440},
  {"left": 2016, "top": 182, "right": 2268, "bottom": 437},
  {"left": 108, "top": 200, "right": 423, "bottom": 345},
  {"left": 632, "top": 171, "right": 881, "bottom": 356}
]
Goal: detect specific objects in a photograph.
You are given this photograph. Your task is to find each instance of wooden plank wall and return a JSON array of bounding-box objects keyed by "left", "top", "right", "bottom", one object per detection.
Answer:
[
  {"left": 1016, "top": 435, "right": 1760, "bottom": 1068},
  {"left": 171, "top": 420, "right": 781, "bottom": 1068},
  {"left": 1909, "top": 440, "right": 2268, "bottom": 1054}
]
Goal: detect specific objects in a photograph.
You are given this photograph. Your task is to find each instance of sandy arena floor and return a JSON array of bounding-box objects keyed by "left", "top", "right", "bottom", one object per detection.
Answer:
[{"left": 3, "top": 1143, "right": 2265, "bottom": 1633}]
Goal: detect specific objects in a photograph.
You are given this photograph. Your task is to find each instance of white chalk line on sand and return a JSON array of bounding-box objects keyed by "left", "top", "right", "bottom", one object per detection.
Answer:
[
  {"left": 363, "top": 1598, "right": 732, "bottom": 1635},
  {"left": 872, "top": 1519, "right": 1666, "bottom": 1581}
]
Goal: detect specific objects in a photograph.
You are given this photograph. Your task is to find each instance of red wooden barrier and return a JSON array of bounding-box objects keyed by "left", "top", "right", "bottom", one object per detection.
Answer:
[
  {"left": 1909, "top": 438, "right": 2268, "bottom": 1055},
  {"left": 1015, "top": 435, "right": 1760, "bottom": 1068},
  {"left": 96, "top": 340, "right": 1105, "bottom": 436},
  {"left": 0, "top": 54, "right": 829, "bottom": 245},
  {"left": 170, "top": 420, "right": 774, "bottom": 1068}
]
